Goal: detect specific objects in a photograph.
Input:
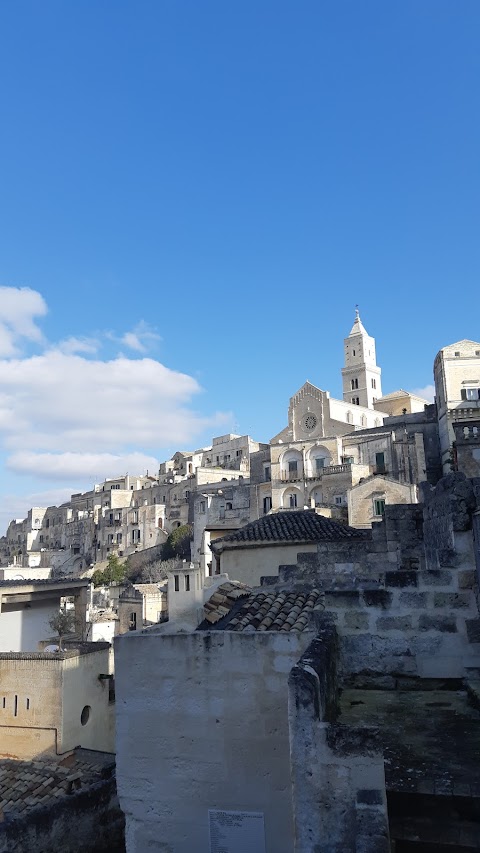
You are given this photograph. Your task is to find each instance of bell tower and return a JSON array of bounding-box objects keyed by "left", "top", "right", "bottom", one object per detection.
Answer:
[{"left": 341, "top": 309, "right": 382, "bottom": 410}]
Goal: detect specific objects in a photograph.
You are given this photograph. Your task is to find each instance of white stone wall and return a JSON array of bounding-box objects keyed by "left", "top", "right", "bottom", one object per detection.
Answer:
[
  {"left": 115, "top": 629, "right": 312, "bottom": 853},
  {"left": 60, "top": 648, "right": 114, "bottom": 753},
  {"left": 217, "top": 543, "right": 317, "bottom": 586},
  {"left": 0, "top": 600, "right": 59, "bottom": 652},
  {"left": 328, "top": 396, "right": 384, "bottom": 430}
]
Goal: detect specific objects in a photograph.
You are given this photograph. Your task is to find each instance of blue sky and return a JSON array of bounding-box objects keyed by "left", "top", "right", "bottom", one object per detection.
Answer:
[{"left": 0, "top": 1, "right": 479, "bottom": 533}]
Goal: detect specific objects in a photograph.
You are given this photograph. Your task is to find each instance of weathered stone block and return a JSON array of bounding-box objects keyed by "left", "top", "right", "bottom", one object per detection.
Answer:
[
  {"left": 419, "top": 570, "right": 453, "bottom": 587},
  {"left": 385, "top": 571, "right": 418, "bottom": 588},
  {"left": 355, "top": 807, "right": 390, "bottom": 851},
  {"left": 433, "top": 592, "right": 470, "bottom": 609},
  {"left": 418, "top": 614, "right": 457, "bottom": 633},
  {"left": 356, "top": 789, "right": 384, "bottom": 805},
  {"left": 324, "top": 590, "right": 360, "bottom": 608},
  {"left": 417, "top": 655, "right": 464, "bottom": 678},
  {"left": 362, "top": 590, "right": 392, "bottom": 609},
  {"left": 398, "top": 591, "right": 428, "bottom": 608},
  {"left": 344, "top": 611, "right": 370, "bottom": 631},
  {"left": 466, "top": 619, "right": 480, "bottom": 643},
  {"left": 458, "top": 570, "right": 476, "bottom": 590},
  {"left": 377, "top": 616, "right": 412, "bottom": 631}
]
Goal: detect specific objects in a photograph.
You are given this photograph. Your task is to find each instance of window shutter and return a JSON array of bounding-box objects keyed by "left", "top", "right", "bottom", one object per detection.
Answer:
[{"left": 461, "top": 389, "right": 467, "bottom": 400}]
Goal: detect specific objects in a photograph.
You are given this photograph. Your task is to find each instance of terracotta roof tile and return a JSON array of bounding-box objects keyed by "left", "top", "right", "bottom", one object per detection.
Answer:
[
  {"left": 199, "top": 585, "right": 324, "bottom": 633},
  {"left": 0, "top": 752, "right": 114, "bottom": 818},
  {"left": 211, "top": 510, "right": 365, "bottom": 548}
]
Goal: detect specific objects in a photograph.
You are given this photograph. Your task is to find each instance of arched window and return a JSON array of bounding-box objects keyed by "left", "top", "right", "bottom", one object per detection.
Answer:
[{"left": 346, "top": 411, "right": 353, "bottom": 424}]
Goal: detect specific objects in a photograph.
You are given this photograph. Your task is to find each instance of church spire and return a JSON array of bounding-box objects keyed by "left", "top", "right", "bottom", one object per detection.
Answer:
[
  {"left": 348, "top": 306, "right": 368, "bottom": 338},
  {"left": 342, "top": 311, "right": 382, "bottom": 409}
]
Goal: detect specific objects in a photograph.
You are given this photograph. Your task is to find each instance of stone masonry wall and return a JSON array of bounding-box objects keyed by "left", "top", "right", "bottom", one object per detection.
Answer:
[
  {"left": 270, "top": 504, "right": 425, "bottom": 593},
  {"left": 288, "top": 620, "right": 390, "bottom": 853}
]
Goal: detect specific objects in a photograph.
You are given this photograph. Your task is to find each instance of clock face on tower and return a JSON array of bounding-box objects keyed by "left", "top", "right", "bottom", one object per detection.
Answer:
[{"left": 301, "top": 413, "right": 318, "bottom": 433}]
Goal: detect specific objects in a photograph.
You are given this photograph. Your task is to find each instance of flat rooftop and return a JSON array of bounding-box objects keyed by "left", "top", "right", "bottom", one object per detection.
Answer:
[{"left": 339, "top": 688, "right": 480, "bottom": 796}]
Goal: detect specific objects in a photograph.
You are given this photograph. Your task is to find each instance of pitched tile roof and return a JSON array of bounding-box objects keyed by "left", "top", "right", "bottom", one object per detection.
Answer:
[
  {"left": 0, "top": 751, "right": 114, "bottom": 820},
  {"left": 200, "top": 585, "right": 324, "bottom": 632},
  {"left": 203, "top": 580, "right": 251, "bottom": 625},
  {"left": 229, "top": 589, "right": 323, "bottom": 632},
  {"left": 211, "top": 510, "right": 365, "bottom": 547}
]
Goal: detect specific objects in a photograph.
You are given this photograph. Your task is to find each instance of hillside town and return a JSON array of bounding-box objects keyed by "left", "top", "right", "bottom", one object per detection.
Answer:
[{"left": 1, "top": 314, "right": 480, "bottom": 852}]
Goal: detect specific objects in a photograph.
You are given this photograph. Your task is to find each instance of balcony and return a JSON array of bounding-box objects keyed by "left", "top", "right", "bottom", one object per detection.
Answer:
[
  {"left": 280, "top": 469, "right": 303, "bottom": 483},
  {"left": 280, "top": 463, "right": 353, "bottom": 483},
  {"left": 306, "top": 463, "right": 352, "bottom": 478}
]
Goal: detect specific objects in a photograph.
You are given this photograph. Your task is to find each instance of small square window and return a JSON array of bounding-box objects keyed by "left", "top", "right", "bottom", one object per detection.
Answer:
[
  {"left": 455, "top": 351, "right": 460, "bottom": 357},
  {"left": 461, "top": 388, "right": 480, "bottom": 401}
]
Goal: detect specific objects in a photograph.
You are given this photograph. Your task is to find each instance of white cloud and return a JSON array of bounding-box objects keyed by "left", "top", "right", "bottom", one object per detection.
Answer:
[
  {"left": 56, "top": 336, "right": 99, "bottom": 355},
  {"left": 0, "top": 286, "right": 47, "bottom": 356},
  {"left": 410, "top": 384, "right": 435, "bottom": 403},
  {"left": 111, "top": 321, "right": 161, "bottom": 353},
  {"left": 121, "top": 332, "right": 145, "bottom": 352},
  {"left": 7, "top": 451, "right": 160, "bottom": 481},
  {"left": 0, "top": 289, "right": 232, "bottom": 519},
  {"left": 0, "top": 350, "right": 231, "bottom": 479}
]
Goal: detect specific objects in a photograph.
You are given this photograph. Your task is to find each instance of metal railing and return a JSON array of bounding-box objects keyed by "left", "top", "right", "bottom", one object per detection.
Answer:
[{"left": 280, "top": 462, "right": 353, "bottom": 482}]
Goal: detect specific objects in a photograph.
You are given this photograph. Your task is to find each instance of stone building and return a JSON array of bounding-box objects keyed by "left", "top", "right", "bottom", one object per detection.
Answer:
[
  {"left": 2, "top": 317, "right": 474, "bottom": 577},
  {"left": 453, "top": 418, "right": 480, "bottom": 478},
  {"left": 114, "top": 472, "right": 480, "bottom": 852},
  {"left": 434, "top": 338, "right": 480, "bottom": 470},
  {"left": 347, "top": 474, "right": 418, "bottom": 529},
  {"left": 261, "top": 313, "right": 436, "bottom": 525},
  {"left": 0, "top": 642, "right": 114, "bottom": 759},
  {"left": 209, "top": 511, "right": 367, "bottom": 587},
  {"left": 192, "top": 481, "right": 254, "bottom": 575},
  {"left": 373, "top": 388, "right": 430, "bottom": 417}
]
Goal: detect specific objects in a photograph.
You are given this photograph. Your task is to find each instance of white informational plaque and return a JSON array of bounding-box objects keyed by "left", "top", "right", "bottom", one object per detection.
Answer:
[{"left": 209, "top": 809, "right": 266, "bottom": 853}]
